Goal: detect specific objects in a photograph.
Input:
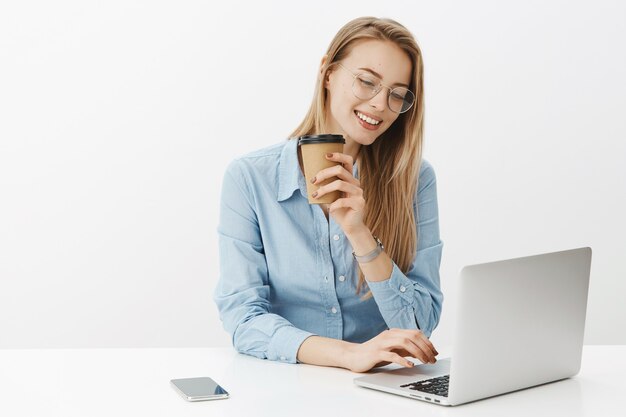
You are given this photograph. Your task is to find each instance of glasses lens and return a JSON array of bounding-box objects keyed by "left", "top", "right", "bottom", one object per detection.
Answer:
[
  {"left": 351, "top": 71, "right": 416, "bottom": 114},
  {"left": 352, "top": 74, "right": 380, "bottom": 100},
  {"left": 389, "top": 88, "right": 415, "bottom": 113}
]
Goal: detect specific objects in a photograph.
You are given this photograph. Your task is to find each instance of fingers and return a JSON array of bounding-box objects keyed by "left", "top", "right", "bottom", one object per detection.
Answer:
[
  {"left": 385, "top": 329, "right": 438, "bottom": 364},
  {"left": 412, "top": 339, "right": 438, "bottom": 364},
  {"left": 313, "top": 179, "right": 363, "bottom": 200},
  {"left": 311, "top": 153, "right": 359, "bottom": 187},
  {"left": 311, "top": 166, "right": 359, "bottom": 189},
  {"left": 326, "top": 152, "right": 353, "bottom": 172},
  {"left": 352, "top": 329, "right": 439, "bottom": 372},
  {"left": 380, "top": 351, "right": 415, "bottom": 369},
  {"left": 403, "top": 330, "right": 438, "bottom": 360},
  {"left": 328, "top": 196, "right": 365, "bottom": 213}
]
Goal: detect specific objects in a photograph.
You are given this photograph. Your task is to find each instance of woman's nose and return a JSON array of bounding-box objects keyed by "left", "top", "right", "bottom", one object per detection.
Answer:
[{"left": 367, "top": 88, "right": 387, "bottom": 111}]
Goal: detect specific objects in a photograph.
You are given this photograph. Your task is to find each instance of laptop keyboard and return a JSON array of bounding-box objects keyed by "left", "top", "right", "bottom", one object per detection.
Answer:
[{"left": 401, "top": 375, "right": 449, "bottom": 397}]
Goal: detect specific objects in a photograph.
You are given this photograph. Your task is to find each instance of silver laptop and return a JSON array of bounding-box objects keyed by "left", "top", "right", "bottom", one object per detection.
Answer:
[{"left": 354, "top": 247, "right": 592, "bottom": 406}]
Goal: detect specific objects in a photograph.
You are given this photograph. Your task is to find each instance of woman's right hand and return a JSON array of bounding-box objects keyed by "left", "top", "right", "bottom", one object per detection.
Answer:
[{"left": 344, "top": 328, "right": 439, "bottom": 373}]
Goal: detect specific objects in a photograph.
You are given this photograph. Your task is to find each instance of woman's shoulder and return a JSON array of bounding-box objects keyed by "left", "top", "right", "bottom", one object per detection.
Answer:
[
  {"left": 413, "top": 159, "right": 438, "bottom": 206},
  {"left": 232, "top": 140, "right": 288, "bottom": 163},
  {"left": 226, "top": 140, "right": 291, "bottom": 174},
  {"left": 419, "top": 159, "right": 436, "bottom": 185},
  {"left": 407, "top": 159, "right": 439, "bottom": 211},
  {"left": 223, "top": 139, "right": 297, "bottom": 195}
]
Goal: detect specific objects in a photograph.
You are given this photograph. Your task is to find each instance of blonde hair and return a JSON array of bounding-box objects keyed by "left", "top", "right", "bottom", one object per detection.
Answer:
[{"left": 290, "top": 17, "right": 425, "bottom": 296}]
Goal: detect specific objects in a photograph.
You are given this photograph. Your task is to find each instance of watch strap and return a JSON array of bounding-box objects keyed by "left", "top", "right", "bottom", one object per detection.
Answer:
[{"left": 352, "top": 236, "right": 384, "bottom": 263}]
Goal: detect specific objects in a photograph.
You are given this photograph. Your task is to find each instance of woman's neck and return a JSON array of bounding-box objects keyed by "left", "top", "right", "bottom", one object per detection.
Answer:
[{"left": 344, "top": 139, "right": 361, "bottom": 162}]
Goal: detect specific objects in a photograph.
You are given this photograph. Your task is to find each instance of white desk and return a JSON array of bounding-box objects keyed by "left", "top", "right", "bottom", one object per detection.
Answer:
[{"left": 1, "top": 346, "right": 624, "bottom": 416}]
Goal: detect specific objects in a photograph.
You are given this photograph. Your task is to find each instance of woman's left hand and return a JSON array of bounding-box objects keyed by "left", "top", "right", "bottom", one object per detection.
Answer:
[{"left": 311, "top": 152, "right": 366, "bottom": 234}]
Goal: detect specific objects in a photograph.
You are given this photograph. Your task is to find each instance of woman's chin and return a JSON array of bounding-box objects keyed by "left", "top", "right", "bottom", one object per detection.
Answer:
[{"left": 354, "top": 132, "right": 382, "bottom": 146}]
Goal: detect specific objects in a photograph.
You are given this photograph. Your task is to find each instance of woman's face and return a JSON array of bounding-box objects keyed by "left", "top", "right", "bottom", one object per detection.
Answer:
[{"left": 324, "top": 39, "right": 412, "bottom": 147}]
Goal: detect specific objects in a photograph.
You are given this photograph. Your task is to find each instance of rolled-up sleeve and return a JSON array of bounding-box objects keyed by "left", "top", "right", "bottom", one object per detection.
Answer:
[
  {"left": 213, "top": 160, "right": 314, "bottom": 363},
  {"left": 367, "top": 161, "right": 444, "bottom": 337}
]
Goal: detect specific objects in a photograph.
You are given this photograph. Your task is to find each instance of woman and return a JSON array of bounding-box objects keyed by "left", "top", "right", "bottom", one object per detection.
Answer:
[{"left": 214, "top": 16, "right": 443, "bottom": 373}]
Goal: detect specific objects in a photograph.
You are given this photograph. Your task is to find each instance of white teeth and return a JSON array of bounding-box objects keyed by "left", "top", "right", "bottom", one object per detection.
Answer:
[{"left": 356, "top": 111, "right": 380, "bottom": 125}]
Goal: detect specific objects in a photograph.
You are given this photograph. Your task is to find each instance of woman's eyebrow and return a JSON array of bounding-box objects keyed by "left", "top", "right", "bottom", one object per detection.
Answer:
[{"left": 357, "top": 67, "right": 410, "bottom": 88}]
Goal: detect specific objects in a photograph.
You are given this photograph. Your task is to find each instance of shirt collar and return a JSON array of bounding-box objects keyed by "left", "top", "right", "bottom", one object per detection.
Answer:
[
  {"left": 277, "top": 139, "right": 304, "bottom": 202},
  {"left": 276, "top": 138, "right": 360, "bottom": 202}
]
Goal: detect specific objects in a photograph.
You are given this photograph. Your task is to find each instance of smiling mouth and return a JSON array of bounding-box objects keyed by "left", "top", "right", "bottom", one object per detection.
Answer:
[{"left": 355, "top": 110, "right": 381, "bottom": 126}]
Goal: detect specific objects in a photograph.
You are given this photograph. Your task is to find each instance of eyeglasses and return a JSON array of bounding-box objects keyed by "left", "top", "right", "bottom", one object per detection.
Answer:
[{"left": 336, "top": 63, "right": 415, "bottom": 114}]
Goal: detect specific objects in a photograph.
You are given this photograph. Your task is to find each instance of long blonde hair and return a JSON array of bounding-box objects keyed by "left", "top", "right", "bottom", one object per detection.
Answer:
[{"left": 290, "top": 17, "right": 425, "bottom": 296}]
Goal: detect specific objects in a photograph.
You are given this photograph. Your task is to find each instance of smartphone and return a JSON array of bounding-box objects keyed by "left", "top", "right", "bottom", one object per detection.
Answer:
[{"left": 170, "top": 377, "right": 229, "bottom": 401}]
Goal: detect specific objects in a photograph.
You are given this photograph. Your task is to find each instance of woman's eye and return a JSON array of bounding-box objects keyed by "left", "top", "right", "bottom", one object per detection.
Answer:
[
  {"left": 358, "top": 77, "right": 377, "bottom": 88},
  {"left": 390, "top": 92, "right": 406, "bottom": 101}
]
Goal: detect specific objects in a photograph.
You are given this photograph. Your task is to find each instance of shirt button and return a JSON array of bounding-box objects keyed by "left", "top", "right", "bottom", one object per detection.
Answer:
[
  {"left": 338, "top": 275, "right": 346, "bottom": 282},
  {"left": 400, "top": 285, "right": 407, "bottom": 293},
  {"left": 333, "top": 234, "right": 340, "bottom": 241},
  {"left": 331, "top": 307, "right": 337, "bottom": 314}
]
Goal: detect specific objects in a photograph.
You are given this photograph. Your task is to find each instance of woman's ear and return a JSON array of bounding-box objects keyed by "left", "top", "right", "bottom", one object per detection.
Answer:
[{"left": 319, "top": 55, "right": 331, "bottom": 87}]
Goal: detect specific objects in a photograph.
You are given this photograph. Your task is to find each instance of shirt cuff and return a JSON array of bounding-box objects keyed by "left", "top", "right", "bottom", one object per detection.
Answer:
[
  {"left": 267, "top": 326, "right": 316, "bottom": 364},
  {"left": 367, "top": 262, "right": 416, "bottom": 307}
]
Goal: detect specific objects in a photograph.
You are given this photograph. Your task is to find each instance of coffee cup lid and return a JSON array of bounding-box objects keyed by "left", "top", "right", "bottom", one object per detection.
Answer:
[{"left": 298, "top": 134, "right": 345, "bottom": 145}]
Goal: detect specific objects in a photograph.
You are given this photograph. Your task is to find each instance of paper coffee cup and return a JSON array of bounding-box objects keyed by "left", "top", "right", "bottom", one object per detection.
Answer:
[{"left": 298, "top": 134, "right": 346, "bottom": 204}]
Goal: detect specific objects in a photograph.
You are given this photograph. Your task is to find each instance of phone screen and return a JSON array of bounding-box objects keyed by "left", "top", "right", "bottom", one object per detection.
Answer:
[{"left": 170, "top": 377, "right": 229, "bottom": 401}]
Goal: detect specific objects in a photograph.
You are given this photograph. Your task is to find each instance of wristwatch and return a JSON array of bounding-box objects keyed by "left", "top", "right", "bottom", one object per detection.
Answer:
[{"left": 352, "top": 235, "right": 385, "bottom": 263}]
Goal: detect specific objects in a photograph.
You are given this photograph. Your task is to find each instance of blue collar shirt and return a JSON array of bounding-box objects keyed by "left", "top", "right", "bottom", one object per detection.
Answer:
[{"left": 214, "top": 139, "right": 443, "bottom": 363}]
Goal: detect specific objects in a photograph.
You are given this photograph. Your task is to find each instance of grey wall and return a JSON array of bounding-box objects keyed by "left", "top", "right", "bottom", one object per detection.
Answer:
[{"left": 1, "top": 0, "right": 624, "bottom": 348}]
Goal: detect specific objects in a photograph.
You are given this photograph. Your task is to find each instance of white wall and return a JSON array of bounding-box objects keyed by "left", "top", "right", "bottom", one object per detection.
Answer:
[{"left": 1, "top": 0, "right": 624, "bottom": 349}]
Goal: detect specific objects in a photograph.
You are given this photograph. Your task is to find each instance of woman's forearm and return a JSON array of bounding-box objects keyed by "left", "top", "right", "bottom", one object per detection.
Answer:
[
  {"left": 296, "top": 329, "right": 438, "bottom": 373},
  {"left": 296, "top": 335, "right": 357, "bottom": 369},
  {"left": 345, "top": 226, "right": 393, "bottom": 282}
]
